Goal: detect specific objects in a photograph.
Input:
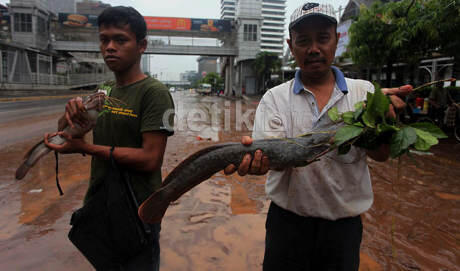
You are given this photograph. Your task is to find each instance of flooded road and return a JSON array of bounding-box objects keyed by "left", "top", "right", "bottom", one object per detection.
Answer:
[{"left": 0, "top": 91, "right": 458, "bottom": 270}]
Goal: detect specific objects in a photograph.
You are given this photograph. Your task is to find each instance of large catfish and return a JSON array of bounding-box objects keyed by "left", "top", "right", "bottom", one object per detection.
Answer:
[
  {"left": 138, "top": 124, "right": 339, "bottom": 224},
  {"left": 15, "top": 92, "right": 108, "bottom": 180}
]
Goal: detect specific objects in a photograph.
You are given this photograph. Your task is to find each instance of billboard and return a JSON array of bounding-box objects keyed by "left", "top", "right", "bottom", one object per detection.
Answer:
[
  {"left": 58, "top": 13, "right": 98, "bottom": 28},
  {"left": 0, "top": 8, "right": 10, "bottom": 33},
  {"left": 58, "top": 13, "right": 232, "bottom": 33},
  {"left": 335, "top": 19, "right": 352, "bottom": 58},
  {"left": 191, "top": 18, "right": 231, "bottom": 32},
  {"left": 144, "top": 17, "right": 191, "bottom": 31}
]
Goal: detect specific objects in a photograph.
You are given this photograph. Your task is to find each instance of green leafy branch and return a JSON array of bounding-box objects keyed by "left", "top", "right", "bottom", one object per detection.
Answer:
[{"left": 328, "top": 86, "right": 447, "bottom": 158}]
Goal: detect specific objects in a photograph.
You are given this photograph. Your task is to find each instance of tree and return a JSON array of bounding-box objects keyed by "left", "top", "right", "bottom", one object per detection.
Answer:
[
  {"left": 347, "top": 0, "right": 459, "bottom": 86},
  {"left": 394, "top": 0, "right": 441, "bottom": 84},
  {"left": 429, "top": 0, "right": 460, "bottom": 84},
  {"left": 200, "top": 72, "right": 223, "bottom": 92},
  {"left": 253, "top": 52, "right": 281, "bottom": 92},
  {"left": 348, "top": 1, "right": 404, "bottom": 86}
]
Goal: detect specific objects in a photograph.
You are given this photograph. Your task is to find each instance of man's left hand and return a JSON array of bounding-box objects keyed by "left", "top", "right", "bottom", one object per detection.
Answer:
[
  {"left": 44, "top": 132, "right": 86, "bottom": 154},
  {"left": 381, "top": 84, "right": 413, "bottom": 119}
]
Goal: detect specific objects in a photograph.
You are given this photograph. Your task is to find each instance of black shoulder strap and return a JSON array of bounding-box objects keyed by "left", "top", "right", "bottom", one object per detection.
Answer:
[
  {"left": 55, "top": 151, "right": 64, "bottom": 196},
  {"left": 109, "top": 147, "right": 151, "bottom": 234}
]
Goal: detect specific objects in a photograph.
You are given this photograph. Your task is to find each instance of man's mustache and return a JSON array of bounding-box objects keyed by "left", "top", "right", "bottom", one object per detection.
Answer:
[{"left": 304, "top": 58, "right": 326, "bottom": 64}]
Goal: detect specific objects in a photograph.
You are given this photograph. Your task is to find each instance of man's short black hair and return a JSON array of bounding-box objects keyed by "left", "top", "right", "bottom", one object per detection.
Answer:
[{"left": 98, "top": 6, "right": 147, "bottom": 42}]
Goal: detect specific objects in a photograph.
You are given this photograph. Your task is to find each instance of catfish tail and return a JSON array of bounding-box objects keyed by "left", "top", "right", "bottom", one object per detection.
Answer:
[
  {"left": 15, "top": 162, "right": 32, "bottom": 180},
  {"left": 15, "top": 140, "right": 51, "bottom": 180},
  {"left": 138, "top": 187, "right": 172, "bottom": 224}
]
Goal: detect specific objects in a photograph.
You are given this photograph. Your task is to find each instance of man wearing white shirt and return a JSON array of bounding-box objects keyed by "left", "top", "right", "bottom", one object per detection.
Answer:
[{"left": 225, "top": 2, "right": 412, "bottom": 270}]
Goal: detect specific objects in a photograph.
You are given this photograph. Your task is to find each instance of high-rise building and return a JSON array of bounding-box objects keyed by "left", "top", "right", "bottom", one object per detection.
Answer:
[
  {"left": 260, "top": 0, "right": 286, "bottom": 55},
  {"left": 48, "top": 0, "right": 76, "bottom": 14},
  {"left": 141, "top": 55, "right": 151, "bottom": 75},
  {"left": 220, "top": 0, "right": 236, "bottom": 20},
  {"left": 197, "top": 56, "right": 218, "bottom": 78},
  {"left": 76, "top": 0, "right": 111, "bottom": 16},
  {"left": 180, "top": 70, "right": 198, "bottom": 82},
  {"left": 221, "top": 0, "right": 286, "bottom": 56}
]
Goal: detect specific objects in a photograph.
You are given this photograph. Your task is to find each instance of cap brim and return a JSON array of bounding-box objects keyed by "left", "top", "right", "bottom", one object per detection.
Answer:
[{"left": 289, "top": 13, "right": 337, "bottom": 30}]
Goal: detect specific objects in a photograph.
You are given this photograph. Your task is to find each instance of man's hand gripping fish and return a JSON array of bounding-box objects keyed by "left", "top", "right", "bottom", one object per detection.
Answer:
[{"left": 15, "top": 93, "right": 111, "bottom": 180}]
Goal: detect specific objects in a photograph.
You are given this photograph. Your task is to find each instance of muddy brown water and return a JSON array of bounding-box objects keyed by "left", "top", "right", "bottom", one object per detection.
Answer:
[{"left": 0, "top": 92, "right": 458, "bottom": 270}]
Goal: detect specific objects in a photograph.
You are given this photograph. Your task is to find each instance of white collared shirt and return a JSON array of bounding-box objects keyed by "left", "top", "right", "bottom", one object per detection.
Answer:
[{"left": 252, "top": 74, "right": 375, "bottom": 220}]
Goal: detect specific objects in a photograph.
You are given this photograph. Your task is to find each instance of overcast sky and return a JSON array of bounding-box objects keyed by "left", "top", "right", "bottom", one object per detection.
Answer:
[{"left": 0, "top": 0, "right": 350, "bottom": 80}]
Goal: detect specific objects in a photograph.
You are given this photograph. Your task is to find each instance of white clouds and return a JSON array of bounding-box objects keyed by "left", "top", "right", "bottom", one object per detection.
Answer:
[{"left": 103, "top": 0, "right": 220, "bottom": 18}]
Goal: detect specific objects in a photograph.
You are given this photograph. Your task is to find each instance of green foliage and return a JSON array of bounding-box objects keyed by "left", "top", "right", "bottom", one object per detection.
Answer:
[
  {"left": 328, "top": 85, "right": 447, "bottom": 158},
  {"left": 409, "top": 122, "right": 448, "bottom": 139},
  {"left": 254, "top": 52, "right": 281, "bottom": 75},
  {"left": 328, "top": 107, "right": 340, "bottom": 122},
  {"left": 390, "top": 126, "right": 417, "bottom": 157},
  {"left": 200, "top": 72, "right": 223, "bottom": 92},
  {"left": 413, "top": 127, "right": 438, "bottom": 151},
  {"left": 253, "top": 52, "right": 281, "bottom": 91},
  {"left": 334, "top": 125, "right": 364, "bottom": 147},
  {"left": 429, "top": 0, "right": 460, "bottom": 59},
  {"left": 347, "top": 0, "right": 460, "bottom": 82}
]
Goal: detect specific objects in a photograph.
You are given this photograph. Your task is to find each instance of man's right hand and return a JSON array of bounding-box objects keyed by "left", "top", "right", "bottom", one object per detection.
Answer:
[
  {"left": 223, "top": 136, "right": 270, "bottom": 176},
  {"left": 64, "top": 97, "right": 89, "bottom": 129}
]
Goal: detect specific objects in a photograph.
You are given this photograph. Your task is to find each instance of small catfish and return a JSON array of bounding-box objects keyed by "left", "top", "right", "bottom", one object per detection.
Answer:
[{"left": 15, "top": 92, "right": 109, "bottom": 180}]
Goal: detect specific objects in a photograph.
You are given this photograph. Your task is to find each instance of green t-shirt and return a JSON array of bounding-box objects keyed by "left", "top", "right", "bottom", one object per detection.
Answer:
[{"left": 84, "top": 76, "right": 175, "bottom": 204}]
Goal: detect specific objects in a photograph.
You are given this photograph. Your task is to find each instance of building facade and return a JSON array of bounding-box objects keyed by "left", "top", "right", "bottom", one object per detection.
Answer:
[
  {"left": 180, "top": 70, "right": 198, "bottom": 82},
  {"left": 0, "top": 0, "right": 112, "bottom": 90},
  {"left": 10, "top": 0, "right": 50, "bottom": 50},
  {"left": 260, "top": 0, "right": 285, "bottom": 55},
  {"left": 220, "top": 0, "right": 286, "bottom": 56},
  {"left": 76, "top": 0, "right": 111, "bottom": 16},
  {"left": 220, "top": 0, "right": 236, "bottom": 20},
  {"left": 197, "top": 56, "right": 218, "bottom": 78},
  {"left": 141, "top": 54, "right": 150, "bottom": 75},
  {"left": 48, "top": 0, "right": 76, "bottom": 14},
  {"left": 219, "top": 0, "right": 286, "bottom": 96}
]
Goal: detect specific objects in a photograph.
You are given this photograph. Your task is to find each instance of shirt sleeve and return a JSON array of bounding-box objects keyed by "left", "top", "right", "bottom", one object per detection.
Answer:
[
  {"left": 252, "top": 91, "right": 287, "bottom": 140},
  {"left": 364, "top": 81, "right": 375, "bottom": 95},
  {"left": 356, "top": 80, "right": 375, "bottom": 104},
  {"left": 140, "top": 83, "right": 175, "bottom": 136}
]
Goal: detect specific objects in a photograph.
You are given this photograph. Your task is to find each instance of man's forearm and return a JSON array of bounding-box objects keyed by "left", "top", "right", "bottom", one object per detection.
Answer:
[{"left": 81, "top": 143, "right": 163, "bottom": 172}]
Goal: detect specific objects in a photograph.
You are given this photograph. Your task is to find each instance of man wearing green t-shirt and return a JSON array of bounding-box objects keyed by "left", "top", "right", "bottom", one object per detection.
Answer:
[{"left": 44, "top": 6, "right": 174, "bottom": 270}]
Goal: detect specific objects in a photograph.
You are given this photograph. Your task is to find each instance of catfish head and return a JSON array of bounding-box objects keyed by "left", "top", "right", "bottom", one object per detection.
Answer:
[{"left": 83, "top": 92, "right": 106, "bottom": 112}]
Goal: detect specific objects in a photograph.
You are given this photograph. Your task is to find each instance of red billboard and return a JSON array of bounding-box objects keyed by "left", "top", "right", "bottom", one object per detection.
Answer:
[
  {"left": 144, "top": 17, "right": 191, "bottom": 31},
  {"left": 58, "top": 14, "right": 232, "bottom": 33}
]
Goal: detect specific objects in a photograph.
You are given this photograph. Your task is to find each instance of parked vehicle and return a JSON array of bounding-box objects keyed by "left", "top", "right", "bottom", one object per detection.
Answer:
[{"left": 196, "top": 83, "right": 211, "bottom": 95}]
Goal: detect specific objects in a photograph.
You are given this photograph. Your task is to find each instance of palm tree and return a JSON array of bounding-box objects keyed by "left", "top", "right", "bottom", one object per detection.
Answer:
[{"left": 253, "top": 52, "right": 281, "bottom": 93}]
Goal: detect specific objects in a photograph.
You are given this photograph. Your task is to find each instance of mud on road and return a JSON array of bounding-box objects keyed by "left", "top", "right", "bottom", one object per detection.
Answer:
[{"left": 0, "top": 91, "right": 458, "bottom": 270}]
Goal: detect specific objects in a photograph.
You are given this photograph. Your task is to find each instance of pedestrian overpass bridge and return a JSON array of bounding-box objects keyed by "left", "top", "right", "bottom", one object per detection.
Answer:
[
  {"left": 52, "top": 41, "right": 237, "bottom": 56},
  {"left": 52, "top": 15, "right": 237, "bottom": 57},
  {"left": 49, "top": 15, "right": 238, "bottom": 91}
]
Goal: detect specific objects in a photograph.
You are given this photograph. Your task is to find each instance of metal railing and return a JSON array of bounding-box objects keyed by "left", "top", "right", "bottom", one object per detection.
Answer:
[
  {"left": 52, "top": 40, "right": 238, "bottom": 56},
  {"left": 2, "top": 72, "right": 113, "bottom": 87}
]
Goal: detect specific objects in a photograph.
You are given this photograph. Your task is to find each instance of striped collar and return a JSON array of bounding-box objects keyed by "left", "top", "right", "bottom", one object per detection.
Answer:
[{"left": 293, "top": 66, "right": 348, "bottom": 94}]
